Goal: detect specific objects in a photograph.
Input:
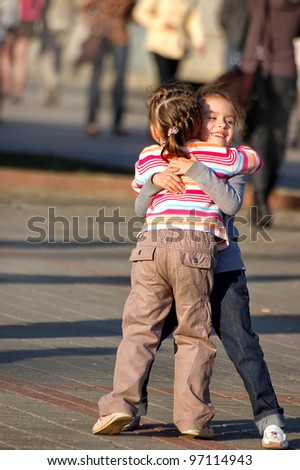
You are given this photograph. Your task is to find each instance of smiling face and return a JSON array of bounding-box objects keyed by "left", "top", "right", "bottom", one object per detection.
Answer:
[{"left": 200, "top": 95, "right": 236, "bottom": 146}]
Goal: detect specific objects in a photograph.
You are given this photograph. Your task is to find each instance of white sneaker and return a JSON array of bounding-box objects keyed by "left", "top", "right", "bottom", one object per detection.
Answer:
[{"left": 262, "top": 424, "right": 289, "bottom": 449}]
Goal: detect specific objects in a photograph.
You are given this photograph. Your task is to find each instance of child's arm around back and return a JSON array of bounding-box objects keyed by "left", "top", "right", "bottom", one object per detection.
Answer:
[{"left": 230, "top": 144, "right": 263, "bottom": 176}]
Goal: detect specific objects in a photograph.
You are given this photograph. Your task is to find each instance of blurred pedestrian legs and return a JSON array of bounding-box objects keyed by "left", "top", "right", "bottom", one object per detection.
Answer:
[
  {"left": 77, "top": 0, "right": 135, "bottom": 137},
  {"left": 219, "top": 0, "right": 249, "bottom": 70},
  {"left": 1, "top": 0, "right": 45, "bottom": 103},
  {"left": 38, "top": 0, "right": 74, "bottom": 106}
]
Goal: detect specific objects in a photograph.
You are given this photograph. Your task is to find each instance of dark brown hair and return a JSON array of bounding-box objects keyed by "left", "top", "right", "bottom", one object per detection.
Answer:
[{"left": 196, "top": 82, "right": 246, "bottom": 143}]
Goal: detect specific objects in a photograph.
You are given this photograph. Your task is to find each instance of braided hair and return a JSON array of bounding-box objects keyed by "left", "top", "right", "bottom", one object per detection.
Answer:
[{"left": 146, "top": 81, "right": 202, "bottom": 161}]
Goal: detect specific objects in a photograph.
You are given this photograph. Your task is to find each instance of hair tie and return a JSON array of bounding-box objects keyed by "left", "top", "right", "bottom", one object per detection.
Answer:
[{"left": 167, "top": 126, "right": 179, "bottom": 136}]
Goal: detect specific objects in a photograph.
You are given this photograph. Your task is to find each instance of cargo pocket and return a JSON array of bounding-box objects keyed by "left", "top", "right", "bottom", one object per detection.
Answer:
[
  {"left": 178, "top": 250, "right": 214, "bottom": 288},
  {"left": 129, "top": 245, "right": 157, "bottom": 262},
  {"left": 179, "top": 251, "right": 213, "bottom": 269},
  {"left": 129, "top": 245, "right": 157, "bottom": 281}
]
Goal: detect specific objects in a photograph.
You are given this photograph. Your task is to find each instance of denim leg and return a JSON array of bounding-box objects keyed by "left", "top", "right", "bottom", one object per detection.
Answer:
[
  {"left": 226, "top": 43, "right": 243, "bottom": 69},
  {"left": 87, "top": 40, "right": 108, "bottom": 124},
  {"left": 111, "top": 44, "right": 128, "bottom": 128},
  {"left": 211, "top": 270, "right": 285, "bottom": 434}
]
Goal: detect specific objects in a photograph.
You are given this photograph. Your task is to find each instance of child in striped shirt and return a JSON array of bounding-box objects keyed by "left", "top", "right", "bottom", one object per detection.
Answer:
[
  {"left": 92, "top": 82, "right": 262, "bottom": 437},
  {"left": 128, "top": 83, "right": 288, "bottom": 449}
]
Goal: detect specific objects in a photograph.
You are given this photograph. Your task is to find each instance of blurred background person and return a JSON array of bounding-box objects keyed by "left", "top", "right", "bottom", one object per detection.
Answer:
[
  {"left": 241, "top": 0, "right": 300, "bottom": 225},
  {"left": 290, "top": 36, "right": 300, "bottom": 147},
  {"left": 132, "top": 0, "right": 205, "bottom": 84},
  {"left": 77, "top": 0, "right": 135, "bottom": 137},
  {"left": 0, "top": 0, "right": 20, "bottom": 99},
  {"left": 1, "top": 0, "right": 45, "bottom": 103},
  {"left": 219, "top": 0, "right": 249, "bottom": 71},
  {"left": 38, "top": 0, "right": 75, "bottom": 106},
  {"left": 0, "top": 0, "right": 19, "bottom": 49}
]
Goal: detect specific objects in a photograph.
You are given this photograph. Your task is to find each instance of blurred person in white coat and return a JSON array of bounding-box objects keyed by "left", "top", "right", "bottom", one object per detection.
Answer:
[{"left": 132, "top": 0, "right": 205, "bottom": 83}]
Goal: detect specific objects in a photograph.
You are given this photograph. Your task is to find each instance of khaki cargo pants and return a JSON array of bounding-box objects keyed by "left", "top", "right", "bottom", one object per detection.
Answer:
[{"left": 99, "top": 229, "right": 217, "bottom": 432}]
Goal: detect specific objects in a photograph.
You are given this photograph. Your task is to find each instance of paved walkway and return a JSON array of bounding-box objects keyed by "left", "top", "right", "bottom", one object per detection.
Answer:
[
  {"left": 0, "top": 80, "right": 299, "bottom": 455},
  {"left": 0, "top": 182, "right": 300, "bottom": 453}
]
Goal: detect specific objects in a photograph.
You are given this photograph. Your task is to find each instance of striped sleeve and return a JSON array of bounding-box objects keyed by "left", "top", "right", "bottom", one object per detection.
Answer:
[
  {"left": 231, "top": 145, "right": 263, "bottom": 175},
  {"left": 132, "top": 144, "right": 168, "bottom": 195},
  {"left": 184, "top": 141, "right": 262, "bottom": 177}
]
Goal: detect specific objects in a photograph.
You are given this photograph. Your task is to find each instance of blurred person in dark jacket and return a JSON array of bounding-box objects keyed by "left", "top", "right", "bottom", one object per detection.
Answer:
[
  {"left": 241, "top": 0, "right": 300, "bottom": 226},
  {"left": 78, "top": 0, "right": 135, "bottom": 136}
]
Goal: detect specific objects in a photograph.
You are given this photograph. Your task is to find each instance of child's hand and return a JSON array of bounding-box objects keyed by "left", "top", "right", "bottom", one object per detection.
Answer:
[
  {"left": 152, "top": 169, "right": 185, "bottom": 193},
  {"left": 168, "top": 156, "right": 197, "bottom": 175}
]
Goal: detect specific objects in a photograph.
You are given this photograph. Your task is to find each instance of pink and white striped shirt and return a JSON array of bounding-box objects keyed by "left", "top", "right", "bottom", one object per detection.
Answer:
[{"left": 132, "top": 139, "right": 262, "bottom": 241}]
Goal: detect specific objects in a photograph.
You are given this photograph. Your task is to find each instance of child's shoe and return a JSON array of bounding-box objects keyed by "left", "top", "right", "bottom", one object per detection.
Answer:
[
  {"left": 92, "top": 412, "right": 132, "bottom": 435},
  {"left": 181, "top": 425, "right": 214, "bottom": 439},
  {"left": 261, "top": 424, "right": 289, "bottom": 449}
]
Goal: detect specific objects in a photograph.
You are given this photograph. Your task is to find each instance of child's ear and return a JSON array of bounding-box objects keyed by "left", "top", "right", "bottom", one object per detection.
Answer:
[{"left": 150, "top": 124, "right": 162, "bottom": 144}]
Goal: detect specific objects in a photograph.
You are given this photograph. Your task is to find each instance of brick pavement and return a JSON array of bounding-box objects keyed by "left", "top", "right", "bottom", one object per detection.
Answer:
[{"left": 0, "top": 187, "right": 299, "bottom": 452}]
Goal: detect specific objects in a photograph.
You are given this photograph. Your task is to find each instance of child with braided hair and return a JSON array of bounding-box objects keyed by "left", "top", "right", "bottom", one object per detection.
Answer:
[
  {"left": 92, "top": 82, "right": 262, "bottom": 437},
  {"left": 128, "top": 82, "right": 288, "bottom": 449}
]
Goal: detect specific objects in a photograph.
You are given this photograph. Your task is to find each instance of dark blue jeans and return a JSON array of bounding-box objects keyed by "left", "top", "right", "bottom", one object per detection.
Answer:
[
  {"left": 87, "top": 38, "right": 128, "bottom": 128},
  {"left": 140, "top": 270, "right": 285, "bottom": 434},
  {"left": 209, "top": 270, "right": 285, "bottom": 433}
]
